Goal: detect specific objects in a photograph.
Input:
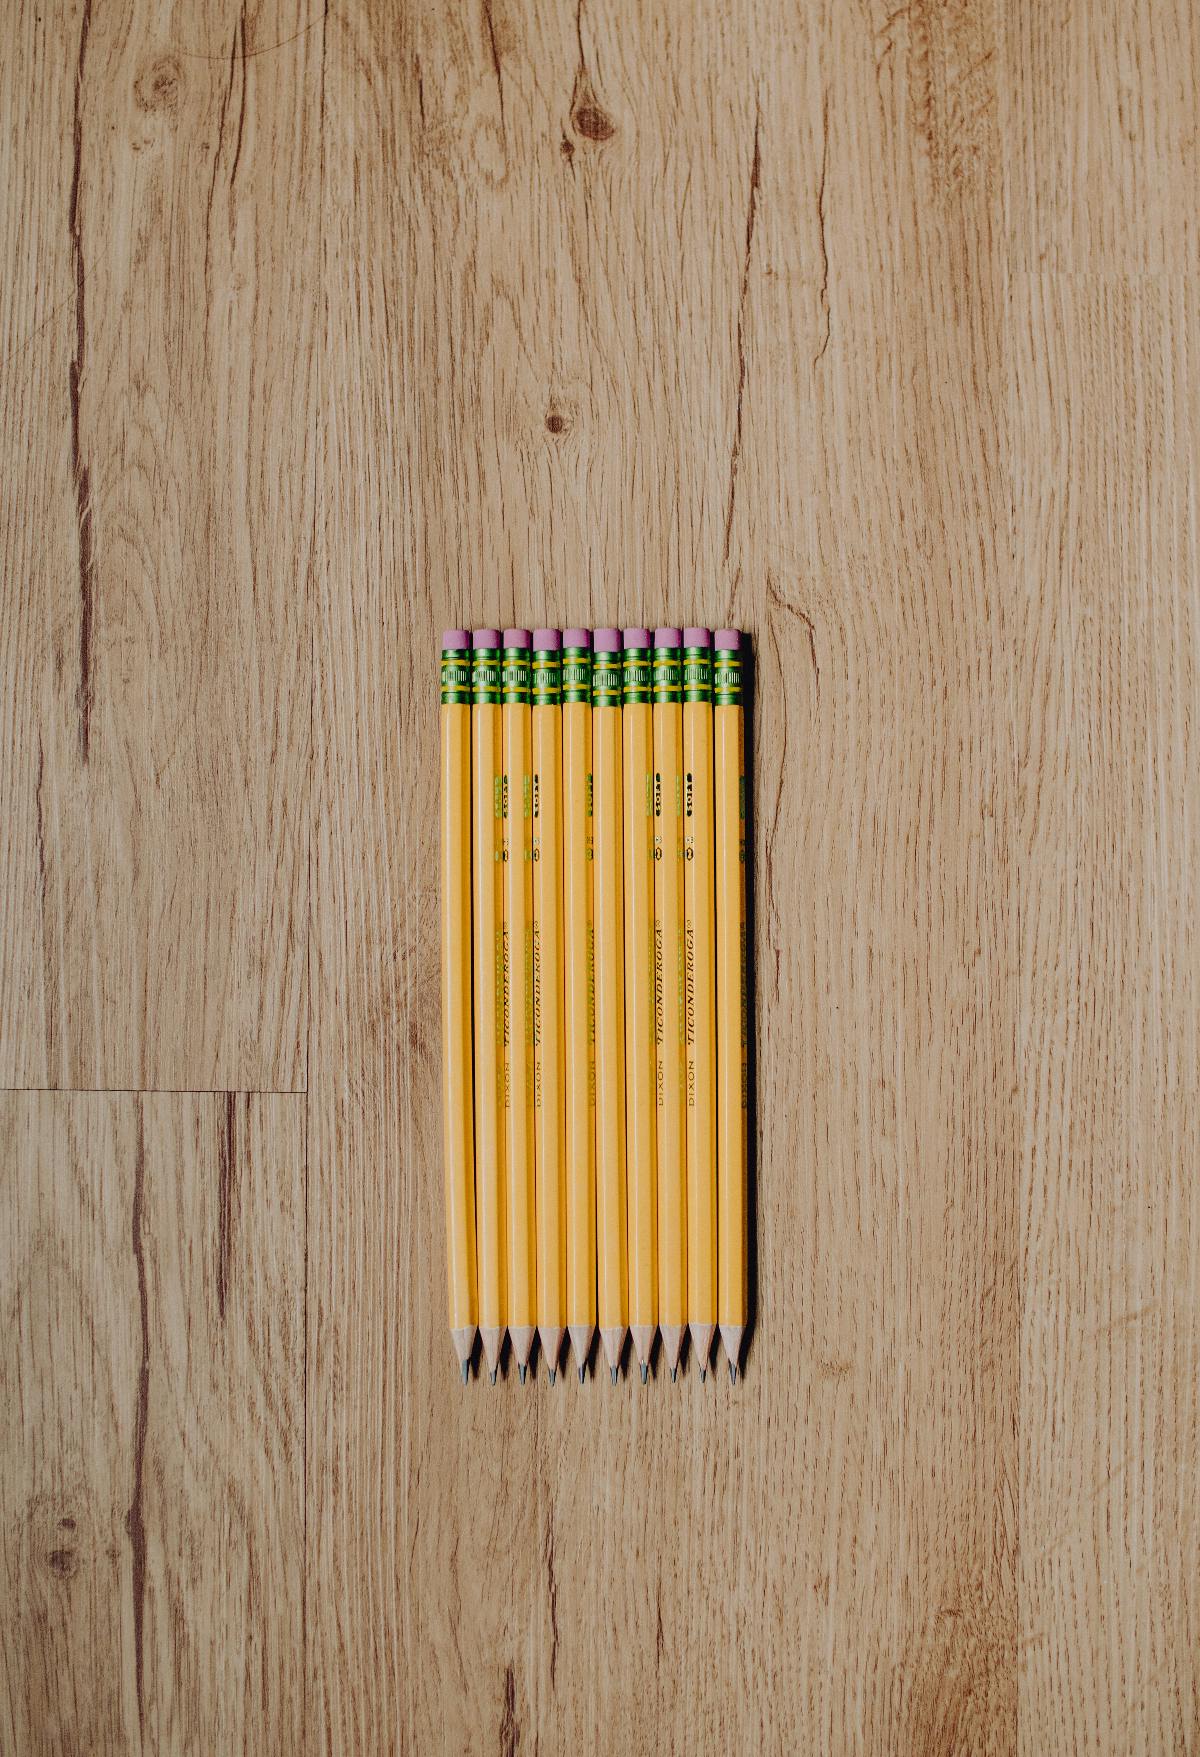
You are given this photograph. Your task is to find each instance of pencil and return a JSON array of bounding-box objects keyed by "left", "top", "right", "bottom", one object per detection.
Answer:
[
  {"left": 653, "top": 629, "right": 687, "bottom": 1380},
  {"left": 502, "top": 629, "right": 536, "bottom": 1382},
  {"left": 562, "top": 631, "right": 596, "bottom": 1380},
  {"left": 593, "top": 628, "right": 628, "bottom": 1381},
  {"left": 683, "top": 628, "right": 717, "bottom": 1378},
  {"left": 623, "top": 629, "right": 657, "bottom": 1380},
  {"left": 532, "top": 630, "right": 566, "bottom": 1382},
  {"left": 472, "top": 629, "right": 506, "bottom": 1382},
  {"left": 714, "top": 631, "right": 748, "bottom": 1381},
  {"left": 441, "top": 632, "right": 478, "bottom": 1381}
]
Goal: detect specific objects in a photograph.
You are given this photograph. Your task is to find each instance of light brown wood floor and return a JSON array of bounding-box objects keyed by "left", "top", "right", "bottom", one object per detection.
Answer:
[{"left": 2, "top": 3, "right": 1198, "bottom": 1753}]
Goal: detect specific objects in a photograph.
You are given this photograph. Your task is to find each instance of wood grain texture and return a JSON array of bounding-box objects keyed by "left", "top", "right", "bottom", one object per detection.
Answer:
[
  {"left": 0, "top": 0, "right": 318, "bottom": 1091},
  {"left": 2, "top": 0, "right": 1199, "bottom": 1752},
  {"left": 0, "top": 1092, "right": 306, "bottom": 1752}
]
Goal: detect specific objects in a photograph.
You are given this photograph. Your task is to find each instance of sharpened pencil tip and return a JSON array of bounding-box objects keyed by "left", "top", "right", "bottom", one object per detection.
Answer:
[
  {"left": 729, "top": 1363, "right": 737, "bottom": 1384},
  {"left": 610, "top": 1367, "right": 618, "bottom": 1385},
  {"left": 671, "top": 1367, "right": 678, "bottom": 1382},
  {"left": 518, "top": 1365, "right": 527, "bottom": 1384},
  {"left": 699, "top": 1368, "right": 707, "bottom": 1383},
  {"left": 640, "top": 1362, "right": 648, "bottom": 1384},
  {"left": 548, "top": 1368, "right": 556, "bottom": 1385},
  {"left": 489, "top": 1370, "right": 497, "bottom": 1386},
  {"left": 578, "top": 1366, "right": 585, "bottom": 1384},
  {"left": 461, "top": 1361, "right": 469, "bottom": 1385}
]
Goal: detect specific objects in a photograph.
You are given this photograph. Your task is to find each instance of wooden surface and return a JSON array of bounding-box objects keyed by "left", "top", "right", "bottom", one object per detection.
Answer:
[{"left": 2, "top": 3, "right": 1197, "bottom": 1753}]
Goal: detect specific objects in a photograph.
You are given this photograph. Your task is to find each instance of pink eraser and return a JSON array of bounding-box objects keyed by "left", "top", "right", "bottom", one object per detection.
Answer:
[
  {"left": 502, "top": 627, "right": 531, "bottom": 647},
  {"left": 654, "top": 627, "right": 681, "bottom": 647},
  {"left": 473, "top": 628, "right": 501, "bottom": 648},
  {"left": 623, "top": 627, "right": 651, "bottom": 647},
  {"left": 683, "top": 626, "right": 711, "bottom": 647},
  {"left": 713, "top": 629, "right": 741, "bottom": 650},
  {"left": 532, "top": 627, "right": 561, "bottom": 649},
  {"left": 593, "top": 627, "right": 621, "bottom": 651},
  {"left": 442, "top": 628, "right": 471, "bottom": 649},
  {"left": 563, "top": 627, "right": 591, "bottom": 647}
]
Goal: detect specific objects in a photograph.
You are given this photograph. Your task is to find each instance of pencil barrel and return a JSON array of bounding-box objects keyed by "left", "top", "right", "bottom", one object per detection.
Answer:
[
  {"left": 623, "top": 635, "right": 657, "bottom": 1354},
  {"left": 715, "top": 649, "right": 747, "bottom": 1330},
  {"left": 533, "top": 640, "right": 566, "bottom": 1353},
  {"left": 441, "top": 682, "right": 478, "bottom": 1339},
  {"left": 472, "top": 638, "right": 506, "bottom": 1340},
  {"left": 563, "top": 651, "right": 596, "bottom": 1345},
  {"left": 593, "top": 639, "right": 627, "bottom": 1340}
]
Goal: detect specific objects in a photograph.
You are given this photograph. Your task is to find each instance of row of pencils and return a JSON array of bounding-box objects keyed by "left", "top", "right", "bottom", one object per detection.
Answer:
[{"left": 440, "top": 626, "right": 748, "bottom": 1384}]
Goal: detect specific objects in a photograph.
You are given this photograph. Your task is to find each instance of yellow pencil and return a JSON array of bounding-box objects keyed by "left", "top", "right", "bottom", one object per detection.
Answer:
[
  {"left": 440, "top": 632, "right": 478, "bottom": 1381},
  {"left": 562, "top": 631, "right": 596, "bottom": 1380},
  {"left": 502, "top": 629, "right": 536, "bottom": 1381},
  {"left": 683, "top": 628, "right": 716, "bottom": 1377},
  {"left": 714, "top": 630, "right": 748, "bottom": 1381},
  {"left": 532, "top": 630, "right": 566, "bottom": 1382},
  {"left": 653, "top": 629, "right": 687, "bottom": 1380},
  {"left": 593, "top": 628, "right": 627, "bottom": 1381},
  {"left": 623, "top": 629, "right": 657, "bottom": 1380},
  {"left": 472, "top": 630, "right": 506, "bottom": 1382}
]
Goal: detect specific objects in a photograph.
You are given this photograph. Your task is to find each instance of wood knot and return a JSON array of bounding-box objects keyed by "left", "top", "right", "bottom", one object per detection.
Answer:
[
  {"left": 135, "top": 55, "right": 183, "bottom": 114},
  {"left": 573, "top": 103, "right": 614, "bottom": 142},
  {"left": 545, "top": 410, "right": 569, "bottom": 435},
  {"left": 48, "top": 1548, "right": 78, "bottom": 1578},
  {"left": 570, "top": 71, "right": 614, "bottom": 143},
  {"left": 560, "top": 135, "right": 575, "bottom": 160}
]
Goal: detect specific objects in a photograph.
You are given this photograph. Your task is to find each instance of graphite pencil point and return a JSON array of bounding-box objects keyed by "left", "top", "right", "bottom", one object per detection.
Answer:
[
  {"left": 671, "top": 1367, "right": 678, "bottom": 1383},
  {"left": 699, "top": 1368, "right": 707, "bottom": 1383},
  {"left": 461, "top": 1361, "right": 469, "bottom": 1385},
  {"left": 519, "top": 1364, "right": 528, "bottom": 1385},
  {"left": 729, "top": 1363, "right": 737, "bottom": 1384},
  {"left": 640, "top": 1362, "right": 649, "bottom": 1385},
  {"left": 489, "top": 1370, "right": 497, "bottom": 1386},
  {"left": 548, "top": 1368, "right": 557, "bottom": 1385},
  {"left": 578, "top": 1366, "right": 585, "bottom": 1384},
  {"left": 610, "top": 1366, "right": 618, "bottom": 1385}
]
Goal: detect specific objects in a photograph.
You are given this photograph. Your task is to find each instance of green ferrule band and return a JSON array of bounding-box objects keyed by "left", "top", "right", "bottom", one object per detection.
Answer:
[
  {"left": 622, "top": 648, "right": 651, "bottom": 704},
  {"left": 472, "top": 653, "right": 502, "bottom": 704},
  {"left": 592, "top": 655, "right": 622, "bottom": 706},
  {"left": 502, "top": 651, "right": 530, "bottom": 703},
  {"left": 652, "top": 651, "right": 681, "bottom": 703},
  {"left": 562, "top": 649, "right": 591, "bottom": 704},
  {"left": 682, "top": 648, "right": 711, "bottom": 702},
  {"left": 441, "top": 652, "right": 472, "bottom": 704},
  {"left": 531, "top": 650, "right": 561, "bottom": 706},
  {"left": 712, "top": 651, "right": 742, "bottom": 706}
]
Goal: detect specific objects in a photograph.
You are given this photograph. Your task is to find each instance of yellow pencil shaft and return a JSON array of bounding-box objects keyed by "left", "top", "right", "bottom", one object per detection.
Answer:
[
  {"left": 623, "top": 699, "right": 657, "bottom": 1329},
  {"left": 593, "top": 702, "right": 627, "bottom": 1330},
  {"left": 472, "top": 700, "right": 506, "bottom": 1329},
  {"left": 715, "top": 702, "right": 747, "bottom": 1325},
  {"left": 441, "top": 703, "right": 477, "bottom": 1333},
  {"left": 533, "top": 703, "right": 565, "bottom": 1329},
  {"left": 684, "top": 698, "right": 716, "bottom": 1325},
  {"left": 653, "top": 699, "right": 686, "bottom": 1327},
  {"left": 563, "top": 701, "right": 596, "bottom": 1330},
  {"left": 503, "top": 696, "right": 536, "bottom": 1329}
]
